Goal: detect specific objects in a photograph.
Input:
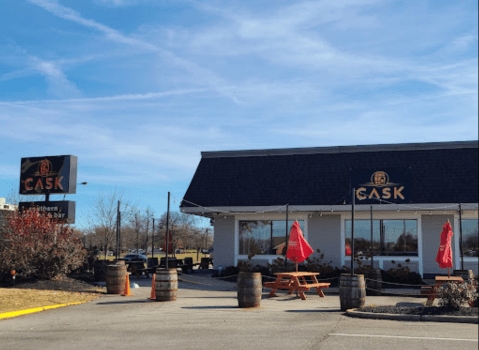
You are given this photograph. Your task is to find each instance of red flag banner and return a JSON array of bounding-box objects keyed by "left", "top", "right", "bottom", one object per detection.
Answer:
[
  {"left": 286, "top": 221, "right": 313, "bottom": 263},
  {"left": 345, "top": 242, "right": 352, "bottom": 256},
  {"left": 436, "top": 221, "right": 453, "bottom": 269}
]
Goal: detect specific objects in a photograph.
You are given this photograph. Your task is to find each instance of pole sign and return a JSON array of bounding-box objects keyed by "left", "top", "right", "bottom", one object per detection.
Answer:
[
  {"left": 18, "top": 201, "right": 76, "bottom": 224},
  {"left": 350, "top": 168, "right": 411, "bottom": 204},
  {"left": 19, "top": 155, "right": 77, "bottom": 195}
]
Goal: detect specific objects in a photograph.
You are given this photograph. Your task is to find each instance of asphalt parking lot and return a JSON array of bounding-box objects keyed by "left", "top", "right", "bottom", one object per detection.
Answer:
[{"left": 1, "top": 271, "right": 477, "bottom": 350}]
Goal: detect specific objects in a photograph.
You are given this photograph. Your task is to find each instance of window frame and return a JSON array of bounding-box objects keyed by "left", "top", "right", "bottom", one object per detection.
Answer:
[
  {"left": 455, "top": 215, "right": 479, "bottom": 263},
  {"left": 344, "top": 218, "right": 419, "bottom": 257},
  {"left": 234, "top": 215, "right": 308, "bottom": 265},
  {"left": 340, "top": 211, "right": 423, "bottom": 275}
]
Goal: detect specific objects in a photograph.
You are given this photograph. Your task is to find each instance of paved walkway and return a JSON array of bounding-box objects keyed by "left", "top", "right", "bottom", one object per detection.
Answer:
[{"left": 2, "top": 270, "right": 476, "bottom": 324}]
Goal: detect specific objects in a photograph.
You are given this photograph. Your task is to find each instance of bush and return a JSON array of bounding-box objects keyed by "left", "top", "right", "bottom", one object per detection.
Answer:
[
  {"left": 381, "top": 260, "right": 423, "bottom": 286},
  {"left": 0, "top": 208, "right": 86, "bottom": 281},
  {"left": 437, "top": 281, "right": 478, "bottom": 309},
  {"left": 304, "top": 250, "right": 342, "bottom": 283}
]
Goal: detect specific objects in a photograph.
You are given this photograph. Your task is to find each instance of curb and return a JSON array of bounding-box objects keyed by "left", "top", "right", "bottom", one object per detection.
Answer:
[
  {"left": 345, "top": 309, "right": 478, "bottom": 324},
  {"left": 0, "top": 301, "right": 87, "bottom": 321}
]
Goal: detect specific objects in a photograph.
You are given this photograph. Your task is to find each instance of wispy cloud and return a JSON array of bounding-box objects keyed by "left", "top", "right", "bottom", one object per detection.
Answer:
[
  {"left": 28, "top": 56, "right": 81, "bottom": 98},
  {"left": 26, "top": 0, "right": 241, "bottom": 103},
  {"left": 1, "top": 87, "right": 210, "bottom": 104}
]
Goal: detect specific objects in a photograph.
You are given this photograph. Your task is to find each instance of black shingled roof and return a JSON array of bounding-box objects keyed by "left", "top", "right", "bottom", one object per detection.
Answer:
[{"left": 181, "top": 141, "right": 478, "bottom": 208}]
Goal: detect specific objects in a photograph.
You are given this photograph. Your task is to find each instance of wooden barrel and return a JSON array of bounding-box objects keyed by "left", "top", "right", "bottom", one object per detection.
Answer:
[
  {"left": 365, "top": 269, "right": 382, "bottom": 296},
  {"left": 155, "top": 269, "right": 178, "bottom": 302},
  {"left": 339, "top": 274, "right": 366, "bottom": 311},
  {"left": 237, "top": 272, "right": 262, "bottom": 308},
  {"left": 105, "top": 264, "right": 127, "bottom": 294}
]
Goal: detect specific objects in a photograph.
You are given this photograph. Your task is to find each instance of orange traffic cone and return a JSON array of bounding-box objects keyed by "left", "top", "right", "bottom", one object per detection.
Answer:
[
  {"left": 150, "top": 273, "right": 156, "bottom": 300},
  {"left": 122, "top": 273, "right": 133, "bottom": 296}
]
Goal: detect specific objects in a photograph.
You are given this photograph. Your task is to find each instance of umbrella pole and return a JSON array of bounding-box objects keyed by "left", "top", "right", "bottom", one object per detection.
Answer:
[
  {"left": 295, "top": 259, "right": 299, "bottom": 298},
  {"left": 459, "top": 203, "right": 464, "bottom": 270},
  {"left": 165, "top": 192, "right": 170, "bottom": 269},
  {"left": 284, "top": 204, "right": 289, "bottom": 271}
]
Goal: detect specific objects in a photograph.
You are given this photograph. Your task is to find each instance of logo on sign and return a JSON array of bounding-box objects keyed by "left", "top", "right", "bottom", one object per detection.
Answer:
[
  {"left": 371, "top": 171, "right": 389, "bottom": 186},
  {"left": 38, "top": 160, "right": 52, "bottom": 176}
]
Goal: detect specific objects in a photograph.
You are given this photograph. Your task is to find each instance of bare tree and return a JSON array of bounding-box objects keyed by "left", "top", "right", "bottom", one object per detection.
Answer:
[
  {"left": 158, "top": 211, "right": 199, "bottom": 255},
  {"left": 85, "top": 189, "right": 134, "bottom": 259}
]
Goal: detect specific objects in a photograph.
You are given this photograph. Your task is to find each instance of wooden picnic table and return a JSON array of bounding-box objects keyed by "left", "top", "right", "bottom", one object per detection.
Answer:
[
  {"left": 420, "top": 276, "right": 464, "bottom": 307},
  {"left": 263, "top": 272, "right": 330, "bottom": 300}
]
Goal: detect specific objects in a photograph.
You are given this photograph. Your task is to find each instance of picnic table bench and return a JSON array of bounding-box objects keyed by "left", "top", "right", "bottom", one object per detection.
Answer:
[
  {"left": 420, "top": 276, "right": 464, "bottom": 307},
  {"left": 130, "top": 258, "right": 201, "bottom": 279},
  {"left": 264, "top": 272, "right": 330, "bottom": 300}
]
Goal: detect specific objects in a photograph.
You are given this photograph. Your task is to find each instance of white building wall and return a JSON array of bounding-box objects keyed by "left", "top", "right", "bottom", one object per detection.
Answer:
[
  {"left": 209, "top": 208, "right": 477, "bottom": 276},
  {"left": 308, "top": 214, "right": 342, "bottom": 268},
  {"left": 212, "top": 216, "right": 235, "bottom": 268}
]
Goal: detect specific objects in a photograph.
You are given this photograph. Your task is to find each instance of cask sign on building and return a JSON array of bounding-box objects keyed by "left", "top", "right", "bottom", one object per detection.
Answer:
[
  {"left": 19, "top": 155, "right": 78, "bottom": 195},
  {"left": 350, "top": 168, "right": 411, "bottom": 204}
]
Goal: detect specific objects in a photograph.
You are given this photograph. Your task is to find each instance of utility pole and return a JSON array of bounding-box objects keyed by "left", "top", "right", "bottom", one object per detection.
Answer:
[
  {"left": 152, "top": 218, "right": 155, "bottom": 260},
  {"left": 116, "top": 200, "right": 121, "bottom": 259},
  {"left": 136, "top": 213, "right": 139, "bottom": 254}
]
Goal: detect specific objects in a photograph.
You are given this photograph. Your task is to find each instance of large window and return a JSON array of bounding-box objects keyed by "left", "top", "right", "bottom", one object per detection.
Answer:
[
  {"left": 462, "top": 219, "right": 478, "bottom": 257},
  {"left": 345, "top": 219, "right": 418, "bottom": 256},
  {"left": 239, "top": 220, "right": 305, "bottom": 256}
]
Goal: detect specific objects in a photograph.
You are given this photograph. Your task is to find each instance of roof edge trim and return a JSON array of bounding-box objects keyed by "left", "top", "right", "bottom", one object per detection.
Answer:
[{"left": 201, "top": 141, "right": 478, "bottom": 158}]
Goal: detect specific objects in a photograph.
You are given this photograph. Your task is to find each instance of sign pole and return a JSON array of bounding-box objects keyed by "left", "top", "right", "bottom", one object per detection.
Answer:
[
  {"left": 165, "top": 192, "right": 170, "bottom": 269},
  {"left": 116, "top": 201, "right": 120, "bottom": 260},
  {"left": 351, "top": 188, "right": 355, "bottom": 276},
  {"left": 370, "top": 205, "right": 374, "bottom": 268}
]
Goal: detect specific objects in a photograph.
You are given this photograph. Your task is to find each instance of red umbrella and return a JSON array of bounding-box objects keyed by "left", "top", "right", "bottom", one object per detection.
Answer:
[
  {"left": 345, "top": 241, "right": 352, "bottom": 256},
  {"left": 435, "top": 220, "right": 453, "bottom": 277},
  {"left": 163, "top": 230, "right": 173, "bottom": 255},
  {"left": 286, "top": 221, "right": 314, "bottom": 272}
]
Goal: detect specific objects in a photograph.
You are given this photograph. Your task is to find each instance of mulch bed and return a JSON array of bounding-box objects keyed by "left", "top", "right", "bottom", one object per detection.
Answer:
[{"left": 358, "top": 305, "right": 478, "bottom": 316}]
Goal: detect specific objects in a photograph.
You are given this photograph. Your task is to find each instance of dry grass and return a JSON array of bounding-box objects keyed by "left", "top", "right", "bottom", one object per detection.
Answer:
[{"left": 0, "top": 275, "right": 105, "bottom": 314}]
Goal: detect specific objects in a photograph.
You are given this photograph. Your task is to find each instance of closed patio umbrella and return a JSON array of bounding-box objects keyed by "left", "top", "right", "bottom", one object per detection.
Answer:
[
  {"left": 436, "top": 220, "right": 453, "bottom": 277},
  {"left": 286, "top": 221, "right": 314, "bottom": 272},
  {"left": 345, "top": 241, "right": 352, "bottom": 256}
]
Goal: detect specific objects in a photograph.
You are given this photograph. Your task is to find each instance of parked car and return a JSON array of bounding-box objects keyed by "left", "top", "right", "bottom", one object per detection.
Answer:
[{"left": 122, "top": 254, "right": 148, "bottom": 262}]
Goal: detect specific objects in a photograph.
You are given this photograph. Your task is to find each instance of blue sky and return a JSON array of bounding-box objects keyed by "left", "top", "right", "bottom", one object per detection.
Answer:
[{"left": 0, "top": 0, "right": 477, "bottom": 229}]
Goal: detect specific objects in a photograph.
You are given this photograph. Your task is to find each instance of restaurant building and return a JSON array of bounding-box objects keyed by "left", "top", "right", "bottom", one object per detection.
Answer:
[{"left": 180, "top": 141, "right": 478, "bottom": 277}]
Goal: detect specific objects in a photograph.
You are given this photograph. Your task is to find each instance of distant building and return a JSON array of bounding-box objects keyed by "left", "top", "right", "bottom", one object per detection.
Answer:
[
  {"left": 181, "top": 141, "right": 478, "bottom": 277},
  {"left": 0, "top": 198, "right": 17, "bottom": 227}
]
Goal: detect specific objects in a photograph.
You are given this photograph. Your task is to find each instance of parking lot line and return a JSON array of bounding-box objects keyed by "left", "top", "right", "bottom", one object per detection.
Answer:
[{"left": 329, "top": 333, "right": 478, "bottom": 342}]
